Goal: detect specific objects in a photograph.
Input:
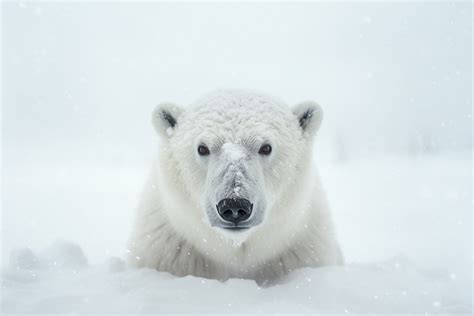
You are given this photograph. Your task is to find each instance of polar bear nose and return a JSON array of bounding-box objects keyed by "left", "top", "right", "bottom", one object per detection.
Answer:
[{"left": 216, "top": 198, "right": 253, "bottom": 224}]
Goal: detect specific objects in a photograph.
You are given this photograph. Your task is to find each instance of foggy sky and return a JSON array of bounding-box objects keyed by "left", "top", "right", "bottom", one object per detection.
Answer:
[{"left": 2, "top": 2, "right": 472, "bottom": 164}]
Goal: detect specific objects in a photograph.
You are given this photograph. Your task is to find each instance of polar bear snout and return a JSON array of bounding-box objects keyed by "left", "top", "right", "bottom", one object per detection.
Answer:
[{"left": 216, "top": 198, "right": 253, "bottom": 225}]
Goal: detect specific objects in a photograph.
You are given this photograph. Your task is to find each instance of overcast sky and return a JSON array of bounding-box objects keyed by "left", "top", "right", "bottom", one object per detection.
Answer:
[{"left": 2, "top": 2, "right": 471, "bottom": 164}]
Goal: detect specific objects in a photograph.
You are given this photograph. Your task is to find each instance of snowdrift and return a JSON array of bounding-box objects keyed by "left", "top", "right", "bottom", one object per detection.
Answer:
[{"left": 2, "top": 240, "right": 470, "bottom": 313}]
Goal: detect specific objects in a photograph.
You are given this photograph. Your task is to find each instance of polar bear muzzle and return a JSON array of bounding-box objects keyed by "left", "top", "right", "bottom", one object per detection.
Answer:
[{"left": 215, "top": 198, "right": 253, "bottom": 227}]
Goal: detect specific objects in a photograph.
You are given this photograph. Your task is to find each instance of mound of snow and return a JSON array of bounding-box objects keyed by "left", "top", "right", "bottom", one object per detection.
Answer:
[
  {"left": 39, "top": 240, "right": 89, "bottom": 270},
  {"left": 1, "top": 242, "right": 471, "bottom": 313},
  {"left": 9, "top": 248, "right": 40, "bottom": 270}
]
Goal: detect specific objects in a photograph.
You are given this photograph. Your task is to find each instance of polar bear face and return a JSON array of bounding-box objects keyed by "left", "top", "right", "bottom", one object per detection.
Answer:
[{"left": 152, "top": 91, "right": 323, "bottom": 243}]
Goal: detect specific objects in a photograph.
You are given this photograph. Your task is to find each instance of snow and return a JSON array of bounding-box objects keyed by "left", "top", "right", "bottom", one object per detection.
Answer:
[
  {"left": 1, "top": 2, "right": 471, "bottom": 313},
  {"left": 222, "top": 142, "right": 246, "bottom": 161},
  {"left": 2, "top": 153, "right": 472, "bottom": 313},
  {"left": 2, "top": 251, "right": 469, "bottom": 313}
]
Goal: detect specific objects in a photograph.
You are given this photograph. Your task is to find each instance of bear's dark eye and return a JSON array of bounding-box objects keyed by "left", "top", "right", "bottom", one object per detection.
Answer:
[
  {"left": 259, "top": 144, "right": 272, "bottom": 156},
  {"left": 197, "top": 145, "right": 210, "bottom": 156}
]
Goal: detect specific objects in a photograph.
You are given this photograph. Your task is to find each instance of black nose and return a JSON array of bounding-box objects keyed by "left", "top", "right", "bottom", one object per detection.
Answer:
[{"left": 216, "top": 198, "right": 253, "bottom": 224}]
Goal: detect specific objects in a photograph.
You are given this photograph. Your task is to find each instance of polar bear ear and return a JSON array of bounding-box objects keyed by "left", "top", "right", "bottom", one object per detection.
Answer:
[
  {"left": 152, "top": 102, "right": 183, "bottom": 138},
  {"left": 292, "top": 101, "right": 323, "bottom": 139}
]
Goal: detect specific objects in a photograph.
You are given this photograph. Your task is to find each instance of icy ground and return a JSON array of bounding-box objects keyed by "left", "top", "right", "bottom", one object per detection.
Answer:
[{"left": 1, "top": 153, "right": 472, "bottom": 313}]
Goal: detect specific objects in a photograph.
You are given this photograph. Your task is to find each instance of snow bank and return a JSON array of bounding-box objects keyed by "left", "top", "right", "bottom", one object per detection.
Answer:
[{"left": 2, "top": 241, "right": 470, "bottom": 313}]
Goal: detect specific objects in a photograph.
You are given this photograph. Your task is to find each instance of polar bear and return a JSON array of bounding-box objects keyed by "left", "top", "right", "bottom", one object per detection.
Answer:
[{"left": 128, "top": 90, "right": 342, "bottom": 284}]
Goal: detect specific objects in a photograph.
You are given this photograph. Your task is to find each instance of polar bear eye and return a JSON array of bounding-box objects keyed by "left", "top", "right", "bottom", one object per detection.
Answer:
[
  {"left": 197, "top": 145, "right": 210, "bottom": 156},
  {"left": 258, "top": 144, "right": 272, "bottom": 156}
]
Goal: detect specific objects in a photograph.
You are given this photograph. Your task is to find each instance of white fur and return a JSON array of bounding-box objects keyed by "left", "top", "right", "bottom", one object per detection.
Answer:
[{"left": 128, "top": 90, "right": 343, "bottom": 285}]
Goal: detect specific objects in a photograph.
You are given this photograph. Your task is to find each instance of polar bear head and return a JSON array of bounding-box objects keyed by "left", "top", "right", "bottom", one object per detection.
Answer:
[{"left": 152, "top": 90, "right": 323, "bottom": 250}]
